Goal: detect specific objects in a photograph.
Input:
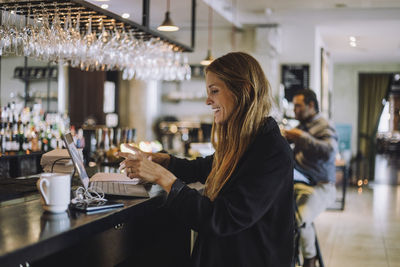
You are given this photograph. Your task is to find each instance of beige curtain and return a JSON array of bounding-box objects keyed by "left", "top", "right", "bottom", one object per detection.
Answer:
[{"left": 358, "top": 73, "right": 391, "bottom": 180}]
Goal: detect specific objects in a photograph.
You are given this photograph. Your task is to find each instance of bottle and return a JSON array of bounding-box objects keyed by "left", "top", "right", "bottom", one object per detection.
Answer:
[
  {"left": 30, "top": 126, "right": 39, "bottom": 152},
  {"left": 5, "top": 122, "right": 12, "bottom": 153},
  {"left": 22, "top": 124, "right": 30, "bottom": 152},
  {"left": 11, "top": 120, "right": 19, "bottom": 152},
  {"left": 0, "top": 123, "right": 4, "bottom": 155},
  {"left": 49, "top": 125, "right": 56, "bottom": 151},
  {"left": 41, "top": 128, "right": 49, "bottom": 152},
  {"left": 17, "top": 115, "right": 24, "bottom": 153}
]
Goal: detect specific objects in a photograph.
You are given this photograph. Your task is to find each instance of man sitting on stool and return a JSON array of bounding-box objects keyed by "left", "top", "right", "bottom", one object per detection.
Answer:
[{"left": 283, "top": 89, "right": 337, "bottom": 267}]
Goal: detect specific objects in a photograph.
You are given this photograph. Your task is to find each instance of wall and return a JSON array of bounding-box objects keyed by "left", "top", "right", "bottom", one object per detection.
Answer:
[
  {"left": 0, "top": 56, "right": 58, "bottom": 112},
  {"left": 125, "top": 79, "right": 160, "bottom": 142},
  {"left": 159, "top": 24, "right": 318, "bottom": 122},
  {"left": 332, "top": 63, "right": 400, "bottom": 156},
  {"left": 160, "top": 78, "right": 211, "bottom": 123},
  {"left": 279, "top": 23, "right": 316, "bottom": 92}
]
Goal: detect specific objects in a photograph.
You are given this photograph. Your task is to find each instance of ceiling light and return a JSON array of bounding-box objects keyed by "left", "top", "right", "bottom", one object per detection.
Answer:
[
  {"left": 101, "top": 4, "right": 109, "bottom": 9},
  {"left": 122, "top": 13, "right": 130, "bottom": 19},
  {"left": 349, "top": 36, "right": 356, "bottom": 42},
  {"left": 157, "top": 0, "right": 179, "bottom": 32},
  {"left": 201, "top": 6, "right": 214, "bottom": 66},
  {"left": 350, "top": 41, "right": 357, "bottom": 47},
  {"left": 201, "top": 49, "right": 214, "bottom": 66}
]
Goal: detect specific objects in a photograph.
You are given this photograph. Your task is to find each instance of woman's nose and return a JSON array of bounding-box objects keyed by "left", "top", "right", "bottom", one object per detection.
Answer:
[{"left": 206, "top": 95, "right": 212, "bottom": 105}]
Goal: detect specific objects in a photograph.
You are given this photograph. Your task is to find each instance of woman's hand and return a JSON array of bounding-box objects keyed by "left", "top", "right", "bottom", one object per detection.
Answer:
[
  {"left": 117, "top": 145, "right": 177, "bottom": 193},
  {"left": 120, "top": 143, "right": 171, "bottom": 168}
]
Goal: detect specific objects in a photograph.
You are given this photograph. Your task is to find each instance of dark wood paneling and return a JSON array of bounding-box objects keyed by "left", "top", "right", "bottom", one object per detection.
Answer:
[{"left": 68, "top": 68, "right": 106, "bottom": 127}]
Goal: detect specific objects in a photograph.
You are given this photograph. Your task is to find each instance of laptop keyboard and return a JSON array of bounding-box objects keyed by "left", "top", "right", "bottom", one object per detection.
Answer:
[{"left": 90, "top": 181, "right": 128, "bottom": 195}]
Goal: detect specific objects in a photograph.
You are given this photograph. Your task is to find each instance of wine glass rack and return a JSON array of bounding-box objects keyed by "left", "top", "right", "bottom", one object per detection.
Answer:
[{"left": 0, "top": 0, "right": 193, "bottom": 52}]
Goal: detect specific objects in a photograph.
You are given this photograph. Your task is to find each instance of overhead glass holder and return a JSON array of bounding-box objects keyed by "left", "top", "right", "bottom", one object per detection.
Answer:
[{"left": 0, "top": 0, "right": 193, "bottom": 52}]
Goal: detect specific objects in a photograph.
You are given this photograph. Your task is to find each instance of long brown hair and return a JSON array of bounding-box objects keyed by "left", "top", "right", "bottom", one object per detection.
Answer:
[{"left": 204, "top": 52, "right": 273, "bottom": 201}]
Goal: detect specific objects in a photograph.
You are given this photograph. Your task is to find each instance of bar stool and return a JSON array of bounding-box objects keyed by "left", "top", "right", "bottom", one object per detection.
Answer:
[{"left": 293, "top": 207, "right": 325, "bottom": 267}]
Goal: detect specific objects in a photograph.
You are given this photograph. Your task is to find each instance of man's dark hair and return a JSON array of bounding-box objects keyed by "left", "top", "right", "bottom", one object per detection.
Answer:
[{"left": 293, "top": 89, "right": 319, "bottom": 113}]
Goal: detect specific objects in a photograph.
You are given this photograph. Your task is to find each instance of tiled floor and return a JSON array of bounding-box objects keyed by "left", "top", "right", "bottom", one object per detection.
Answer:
[
  {"left": 315, "top": 184, "right": 400, "bottom": 267},
  {"left": 374, "top": 154, "right": 400, "bottom": 185}
]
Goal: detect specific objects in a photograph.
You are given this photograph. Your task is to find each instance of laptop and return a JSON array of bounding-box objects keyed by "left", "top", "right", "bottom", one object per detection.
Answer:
[{"left": 63, "top": 132, "right": 149, "bottom": 198}]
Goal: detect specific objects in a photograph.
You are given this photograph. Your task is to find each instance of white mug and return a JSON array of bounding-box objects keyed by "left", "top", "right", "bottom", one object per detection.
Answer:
[{"left": 37, "top": 173, "right": 71, "bottom": 213}]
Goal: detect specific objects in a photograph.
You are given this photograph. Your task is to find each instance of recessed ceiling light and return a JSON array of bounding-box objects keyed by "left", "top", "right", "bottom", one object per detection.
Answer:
[
  {"left": 350, "top": 41, "right": 357, "bottom": 47},
  {"left": 265, "top": 8, "right": 273, "bottom": 16},
  {"left": 122, "top": 13, "right": 130, "bottom": 19},
  {"left": 101, "top": 4, "right": 109, "bottom": 9},
  {"left": 349, "top": 36, "right": 356, "bottom": 42}
]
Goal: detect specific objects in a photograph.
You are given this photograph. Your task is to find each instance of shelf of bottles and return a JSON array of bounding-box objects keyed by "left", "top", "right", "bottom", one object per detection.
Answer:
[
  {"left": 0, "top": 102, "right": 69, "bottom": 156},
  {"left": 83, "top": 126, "right": 136, "bottom": 167}
]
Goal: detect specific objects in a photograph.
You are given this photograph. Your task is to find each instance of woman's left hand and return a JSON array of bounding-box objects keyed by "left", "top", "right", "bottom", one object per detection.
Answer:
[{"left": 117, "top": 147, "right": 177, "bottom": 193}]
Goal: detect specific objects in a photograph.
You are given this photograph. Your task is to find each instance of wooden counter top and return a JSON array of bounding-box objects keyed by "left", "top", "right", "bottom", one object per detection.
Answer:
[{"left": 0, "top": 185, "right": 190, "bottom": 267}]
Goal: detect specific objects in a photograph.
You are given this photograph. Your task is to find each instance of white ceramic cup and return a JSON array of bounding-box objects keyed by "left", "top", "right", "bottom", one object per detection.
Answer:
[{"left": 36, "top": 173, "right": 71, "bottom": 213}]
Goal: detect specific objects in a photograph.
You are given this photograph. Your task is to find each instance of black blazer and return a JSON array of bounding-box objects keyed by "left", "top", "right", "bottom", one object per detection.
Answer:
[{"left": 166, "top": 117, "right": 294, "bottom": 267}]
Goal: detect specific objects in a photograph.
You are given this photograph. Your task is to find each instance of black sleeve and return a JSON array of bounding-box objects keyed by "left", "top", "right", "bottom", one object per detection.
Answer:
[
  {"left": 167, "top": 155, "right": 214, "bottom": 184},
  {"left": 165, "top": 132, "right": 293, "bottom": 236}
]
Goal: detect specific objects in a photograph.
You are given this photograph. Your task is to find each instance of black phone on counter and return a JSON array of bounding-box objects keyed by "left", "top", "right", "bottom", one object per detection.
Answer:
[{"left": 70, "top": 200, "right": 124, "bottom": 214}]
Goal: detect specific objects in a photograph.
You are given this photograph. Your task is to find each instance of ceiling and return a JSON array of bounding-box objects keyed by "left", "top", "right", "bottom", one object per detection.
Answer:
[{"left": 88, "top": 0, "right": 400, "bottom": 63}]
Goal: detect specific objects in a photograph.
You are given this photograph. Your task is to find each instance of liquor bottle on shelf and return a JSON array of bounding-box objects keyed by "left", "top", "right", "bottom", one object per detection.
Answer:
[
  {"left": 0, "top": 102, "right": 70, "bottom": 155},
  {"left": 5, "top": 122, "right": 13, "bottom": 153},
  {"left": 0, "top": 123, "right": 5, "bottom": 155}
]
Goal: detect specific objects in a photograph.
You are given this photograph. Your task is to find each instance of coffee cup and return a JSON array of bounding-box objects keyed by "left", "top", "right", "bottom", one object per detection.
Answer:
[{"left": 36, "top": 173, "right": 71, "bottom": 213}]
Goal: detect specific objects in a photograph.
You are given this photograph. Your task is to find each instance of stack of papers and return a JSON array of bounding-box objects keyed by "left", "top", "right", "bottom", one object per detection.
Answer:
[{"left": 40, "top": 149, "right": 79, "bottom": 174}]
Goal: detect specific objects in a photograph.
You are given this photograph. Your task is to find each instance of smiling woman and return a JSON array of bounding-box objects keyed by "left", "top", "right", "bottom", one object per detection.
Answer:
[
  {"left": 119, "top": 52, "right": 294, "bottom": 267},
  {"left": 205, "top": 72, "right": 236, "bottom": 124}
]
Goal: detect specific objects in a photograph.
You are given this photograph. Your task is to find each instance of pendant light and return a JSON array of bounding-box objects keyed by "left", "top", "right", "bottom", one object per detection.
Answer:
[
  {"left": 157, "top": 0, "right": 179, "bottom": 32},
  {"left": 201, "top": 5, "right": 214, "bottom": 66}
]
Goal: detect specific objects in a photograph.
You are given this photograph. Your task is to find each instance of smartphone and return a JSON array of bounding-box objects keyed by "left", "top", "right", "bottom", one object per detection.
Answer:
[{"left": 70, "top": 200, "right": 124, "bottom": 213}]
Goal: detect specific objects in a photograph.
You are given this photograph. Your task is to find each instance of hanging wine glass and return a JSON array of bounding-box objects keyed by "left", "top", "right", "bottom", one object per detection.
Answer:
[
  {"left": 0, "top": 9, "right": 9, "bottom": 55},
  {"left": 96, "top": 20, "right": 111, "bottom": 70},
  {"left": 81, "top": 15, "right": 97, "bottom": 71},
  {"left": 184, "top": 54, "right": 191, "bottom": 80},
  {"left": 70, "top": 13, "right": 82, "bottom": 68},
  {"left": 5, "top": 8, "right": 18, "bottom": 55},
  {"left": 14, "top": 10, "right": 26, "bottom": 56},
  {"left": 61, "top": 8, "right": 74, "bottom": 60},
  {"left": 49, "top": 10, "right": 65, "bottom": 61},
  {"left": 30, "top": 9, "right": 43, "bottom": 59},
  {"left": 35, "top": 8, "right": 52, "bottom": 61},
  {"left": 22, "top": 5, "right": 35, "bottom": 57}
]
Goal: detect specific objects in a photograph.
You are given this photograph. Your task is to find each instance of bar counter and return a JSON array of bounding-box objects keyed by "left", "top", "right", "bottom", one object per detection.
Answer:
[{"left": 0, "top": 183, "right": 191, "bottom": 267}]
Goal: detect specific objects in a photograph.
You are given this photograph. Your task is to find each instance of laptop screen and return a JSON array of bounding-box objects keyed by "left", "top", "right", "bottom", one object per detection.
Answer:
[{"left": 63, "top": 133, "right": 90, "bottom": 189}]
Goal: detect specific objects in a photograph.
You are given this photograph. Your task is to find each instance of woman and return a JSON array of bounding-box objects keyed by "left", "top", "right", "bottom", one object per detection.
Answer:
[{"left": 119, "top": 52, "right": 294, "bottom": 267}]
